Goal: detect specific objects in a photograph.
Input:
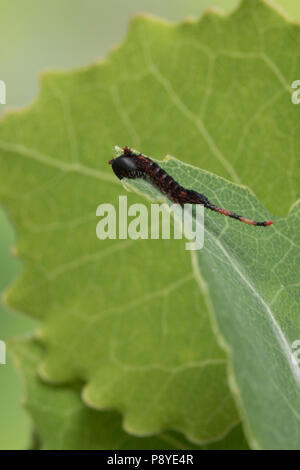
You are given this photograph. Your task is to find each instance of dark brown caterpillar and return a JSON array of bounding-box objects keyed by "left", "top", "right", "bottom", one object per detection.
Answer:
[{"left": 108, "top": 147, "right": 273, "bottom": 227}]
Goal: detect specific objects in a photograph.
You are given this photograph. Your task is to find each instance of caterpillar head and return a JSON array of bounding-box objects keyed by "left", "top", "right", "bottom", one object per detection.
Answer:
[{"left": 108, "top": 154, "right": 140, "bottom": 180}]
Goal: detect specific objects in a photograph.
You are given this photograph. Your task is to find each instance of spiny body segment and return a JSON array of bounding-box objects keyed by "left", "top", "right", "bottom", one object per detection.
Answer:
[{"left": 108, "top": 147, "right": 273, "bottom": 227}]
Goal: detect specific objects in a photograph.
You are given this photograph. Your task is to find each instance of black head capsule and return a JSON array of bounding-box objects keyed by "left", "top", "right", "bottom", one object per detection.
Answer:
[{"left": 108, "top": 155, "right": 140, "bottom": 180}]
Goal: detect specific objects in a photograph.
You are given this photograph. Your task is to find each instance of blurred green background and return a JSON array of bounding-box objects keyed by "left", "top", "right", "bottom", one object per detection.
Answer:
[{"left": 0, "top": 0, "right": 298, "bottom": 450}]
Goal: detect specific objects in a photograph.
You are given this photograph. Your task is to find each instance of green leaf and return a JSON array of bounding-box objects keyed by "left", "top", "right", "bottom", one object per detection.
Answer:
[
  {"left": 125, "top": 155, "right": 300, "bottom": 450},
  {"left": 10, "top": 338, "right": 249, "bottom": 450},
  {"left": 0, "top": 0, "right": 299, "bottom": 449}
]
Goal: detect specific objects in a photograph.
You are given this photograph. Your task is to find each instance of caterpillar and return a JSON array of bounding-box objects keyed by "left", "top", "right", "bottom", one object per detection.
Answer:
[{"left": 109, "top": 147, "right": 273, "bottom": 227}]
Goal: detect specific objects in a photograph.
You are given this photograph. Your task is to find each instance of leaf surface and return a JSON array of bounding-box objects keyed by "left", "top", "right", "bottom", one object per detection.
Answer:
[
  {"left": 10, "top": 338, "right": 249, "bottom": 450},
  {"left": 0, "top": 0, "right": 299, "bottom": 449},
  {"left": 126, "top": 155, "right": 300, "bottom": 450}
]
